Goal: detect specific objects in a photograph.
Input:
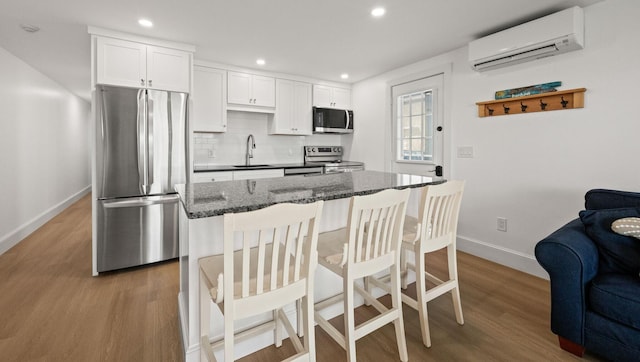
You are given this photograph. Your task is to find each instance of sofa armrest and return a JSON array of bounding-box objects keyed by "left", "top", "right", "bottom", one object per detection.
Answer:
[{"left": 534, "top": 218, "right": 599, "bottom": 345}]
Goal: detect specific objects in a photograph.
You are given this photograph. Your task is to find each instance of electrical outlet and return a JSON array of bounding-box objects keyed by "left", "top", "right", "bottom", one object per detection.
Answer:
[{"left": 497, "top": 217, "right": 507, "bottom": 232}]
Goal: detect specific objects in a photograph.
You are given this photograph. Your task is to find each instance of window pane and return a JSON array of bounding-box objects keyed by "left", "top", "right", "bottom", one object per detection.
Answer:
[
  {"left": 396, "top": 88, "right": 435, "bottom": 163},
  {"left": 411, "top": 115, "right": 422, "bottom": 137},
  {"left": 401, "top": 97, "right": 411, "bottom": 115},
  {"left": 424, "top": 138, "right": 433, "bottom": 161},
  {"left": 411, "top": 94, "right": 424, "bottom": 116},
  {"left": 424, "top": 92, "right": 433, "bottom": 114},
  {"left": 402, "top": 116, "right": 411, "bottom": 138}
]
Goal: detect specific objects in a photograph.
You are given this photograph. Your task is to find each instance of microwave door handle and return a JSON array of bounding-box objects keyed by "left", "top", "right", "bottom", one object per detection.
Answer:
[
  {"left": 137, "top": 89, "right": 146, "bottom": 194},
  {"left": 345, "top": 109, "right": 350, "bottom": 130}
]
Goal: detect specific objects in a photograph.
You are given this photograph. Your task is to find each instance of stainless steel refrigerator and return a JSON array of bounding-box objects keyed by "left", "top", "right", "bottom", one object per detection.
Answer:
[{"left": 95, "top": 85, "right": 187, "bottom": 273}]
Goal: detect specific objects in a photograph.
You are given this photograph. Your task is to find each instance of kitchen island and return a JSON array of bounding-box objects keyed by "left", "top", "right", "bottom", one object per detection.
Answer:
[{"left": 176, "top": 170, "right": 445, "bottom": 361}]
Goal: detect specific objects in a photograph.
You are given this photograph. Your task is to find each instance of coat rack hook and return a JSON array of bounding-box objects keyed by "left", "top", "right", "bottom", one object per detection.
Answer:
[
  {"left": 487, "top": 106, "right": 494, "bottom": 116},
  {"left": 561, "top": 96, "right": 569, "bottom": 108},
  {"left": 540, "top": 99, "right": 548, "bottom": 110},
  {"left": 520, "top": 102, "right": 528, "bottom": 112},
  {"left": 503, "top": 104, "right": 510, "bottom": 114}
]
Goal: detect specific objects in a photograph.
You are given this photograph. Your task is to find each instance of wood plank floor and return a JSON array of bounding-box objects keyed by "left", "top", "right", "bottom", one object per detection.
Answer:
[{"left": 0, "top": 194, "right": 602, "bottom": 361}]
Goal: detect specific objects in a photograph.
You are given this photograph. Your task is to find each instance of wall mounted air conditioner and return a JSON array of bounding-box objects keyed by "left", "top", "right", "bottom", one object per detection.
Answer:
[{"left": 468, "top": 6, "right": 584, "bottom": 71}]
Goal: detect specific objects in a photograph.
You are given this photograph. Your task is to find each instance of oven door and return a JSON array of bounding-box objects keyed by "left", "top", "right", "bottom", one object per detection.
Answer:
[{"left": 313, "top": 107, "right": 353, "bottom": 134}]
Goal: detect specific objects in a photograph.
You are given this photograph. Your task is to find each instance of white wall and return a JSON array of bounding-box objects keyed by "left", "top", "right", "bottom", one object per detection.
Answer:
[
  {"left": 348, "top": 0, "right": 640, "bottom": 277},
  {"left": 193, "top": 111, "right": 342, "bottom": 167},
  {"left": 0, "top": 46, "right": 91, "bottom": 254}
]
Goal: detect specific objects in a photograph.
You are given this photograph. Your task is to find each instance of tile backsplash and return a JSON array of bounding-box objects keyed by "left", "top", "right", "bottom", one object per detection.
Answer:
[{"left": 193, "top": 111, "right": 341, "bottom": 167}]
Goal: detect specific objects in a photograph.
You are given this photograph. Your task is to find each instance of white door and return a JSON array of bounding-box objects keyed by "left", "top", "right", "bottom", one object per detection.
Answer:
[
  {"left": 96, "top": 37, "right": 146, "bottom": 88},
  {"left": 273, "top": 79, "right": 295, "bottom": 134},
  {"left": 251, "top": 75, "right": 275, "bottom": 107},
  {"left": 312, "top": 84, "right": 332, "bottom": 107},
  {"left": 227, "top": 72, "right": 252, "bottom": 105},
  {"left": 390, "top": 74, "right": 444, "bottom": 177},
  {"left": 146, "top": 46, "right": 191, "bottom": 92},
  {"left": 192, "top": 66, "right": 227, "bottom": 132},
  {"left": 332, "top": 87, "right": 351, "bottom": 109},
  {"left": 293, "top": 82, "right": 312, "bottom": 135}
]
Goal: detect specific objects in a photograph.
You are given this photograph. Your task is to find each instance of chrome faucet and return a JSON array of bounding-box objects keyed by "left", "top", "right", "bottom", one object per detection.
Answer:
[{"left": 246, "top": 134, "right": 256, "bottom": 166}]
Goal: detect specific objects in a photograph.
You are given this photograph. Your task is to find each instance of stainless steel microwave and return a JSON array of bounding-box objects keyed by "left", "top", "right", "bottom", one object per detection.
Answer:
[{"left": 312, "top": 107, "right": 354, "bottom": 134}]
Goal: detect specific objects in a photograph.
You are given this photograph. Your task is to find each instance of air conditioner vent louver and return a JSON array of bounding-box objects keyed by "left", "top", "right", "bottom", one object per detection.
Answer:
[{"left": 468, "top": 6, "right": 584, "bottom": 71}]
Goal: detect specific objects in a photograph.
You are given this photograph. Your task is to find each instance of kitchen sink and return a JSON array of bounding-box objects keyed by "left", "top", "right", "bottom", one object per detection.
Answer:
[{"left": 232, "top": 164, "right": 271, "bottom": 168}]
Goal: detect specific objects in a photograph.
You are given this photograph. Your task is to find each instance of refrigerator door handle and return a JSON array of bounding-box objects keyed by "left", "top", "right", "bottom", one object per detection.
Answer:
[
  {"left": 102, "top": 195, "right": 179, "bottom": 209},
  {"left": 147, "top": 96, "right": 154, "bottom": 190},
  {"left": 137, "top": 89, "right": 147, "bottom": 194},
  {"left": 98, "top": 88, "right": 108, "bottom": 196}
]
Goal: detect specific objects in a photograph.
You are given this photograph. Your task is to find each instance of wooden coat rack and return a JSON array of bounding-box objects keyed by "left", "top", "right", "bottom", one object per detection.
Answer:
[{"left": 476, "top": 88, "right": 586, "bottom": 117}]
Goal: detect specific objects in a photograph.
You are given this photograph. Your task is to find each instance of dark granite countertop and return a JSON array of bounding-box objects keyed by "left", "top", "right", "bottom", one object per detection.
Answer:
[
  {"left": 194, "top": 163, "right": 319, "bottom": 172},
  {"left": 176, "top": 170, "right": 445, "bottom": 219}
]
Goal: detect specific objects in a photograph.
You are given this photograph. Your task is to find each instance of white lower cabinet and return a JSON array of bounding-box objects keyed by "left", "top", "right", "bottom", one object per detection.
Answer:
[
  {"left": 270, "top": 79, "right": 312, "bottom": 135},
  {"left": 232, "top": 169, "right": 284, "bottom": 180},
  {"left": 192, "top": 171, "right": 233, "bottom": 183},
  {"left": 193, "top": 169, "right": 284, "bottom": 182}
]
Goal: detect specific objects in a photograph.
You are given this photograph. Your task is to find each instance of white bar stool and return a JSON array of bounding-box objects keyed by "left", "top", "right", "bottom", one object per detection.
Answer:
[
  {"left": 199, "top": 201, "right": 324, "bottom": 361},
  {"left": 369, "top": 180, "right": 466, "bottom": 348},
  {"left": 314, "top": 188, "right": 410, "bottom": 362}
]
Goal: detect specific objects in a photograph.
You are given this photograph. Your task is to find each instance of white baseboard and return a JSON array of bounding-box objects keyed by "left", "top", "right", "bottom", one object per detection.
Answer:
[
  {"left": 0, "top": 185, "right": 91, "bottom": 255},
  {"left": 457, "top": 235, "right": 548, "bottom": 280}
]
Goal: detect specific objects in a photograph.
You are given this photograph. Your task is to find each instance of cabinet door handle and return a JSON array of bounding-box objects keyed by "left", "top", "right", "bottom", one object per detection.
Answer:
[
  {"left": 149, "top": 80, "right": 153, "bottom": 87},
  {"left": 141, "top": 78, "right": 145, "bottom": 86}
]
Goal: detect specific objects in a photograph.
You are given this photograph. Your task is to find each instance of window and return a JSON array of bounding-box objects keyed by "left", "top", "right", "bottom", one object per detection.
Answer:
[{"left": 397, "top": 90, "right": 434, "bottom": 162}]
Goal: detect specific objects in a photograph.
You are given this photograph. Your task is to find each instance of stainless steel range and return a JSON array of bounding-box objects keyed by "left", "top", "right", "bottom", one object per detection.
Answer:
[{"left": 304, "top": 146, "right": 365, "bottom": 173}]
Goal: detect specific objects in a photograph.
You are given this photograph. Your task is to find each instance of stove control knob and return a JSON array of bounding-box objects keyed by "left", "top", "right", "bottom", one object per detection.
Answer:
[
  {"left": 312, "top": 147, "right": 317, "bottom": 152},
  {"left": 333, "top": 147, "right": 340, "bottom": 152}
]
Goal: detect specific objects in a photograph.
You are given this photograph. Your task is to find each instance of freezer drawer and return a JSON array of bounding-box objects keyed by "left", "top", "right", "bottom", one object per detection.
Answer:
[{"left": 97, "top": 195, "right": 179, "bottom": 272}]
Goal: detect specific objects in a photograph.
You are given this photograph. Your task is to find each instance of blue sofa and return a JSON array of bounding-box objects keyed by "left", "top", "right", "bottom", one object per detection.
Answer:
[{"left": 535, "top": 189, "right": 640, "bottom": 361}]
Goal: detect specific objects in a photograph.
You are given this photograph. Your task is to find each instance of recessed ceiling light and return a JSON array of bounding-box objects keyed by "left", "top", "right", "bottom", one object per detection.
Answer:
[
  {"left": 20, "top": 24, "right": 40, "bottom": 33},
  {"left": 341, "top": 73, "right": 349, "bottom": 80},
  {"left": 371, "top": 7, "right": 386, "bottom": 17},
  {"left": 138, "top": 19, "right": 153, "bottom": 28},
  {"left": 256, "top": 58, "right": 266, "bottom": 66}
]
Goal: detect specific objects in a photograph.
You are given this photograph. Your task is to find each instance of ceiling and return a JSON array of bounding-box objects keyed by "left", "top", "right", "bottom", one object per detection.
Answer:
[{"left": 0, "top": 0, "right": 602, "bottom": 101}]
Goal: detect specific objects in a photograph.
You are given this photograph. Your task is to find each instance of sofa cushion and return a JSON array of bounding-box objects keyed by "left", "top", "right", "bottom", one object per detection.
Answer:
[
  {"left": 590, "top": 273, "right": 640, "bottom": 330},
  {"left": 579, "top": 207, "right": 640, "bottom": 275},
  {"left": 585, "top": 189, "right": 640, "bottom": 210}
]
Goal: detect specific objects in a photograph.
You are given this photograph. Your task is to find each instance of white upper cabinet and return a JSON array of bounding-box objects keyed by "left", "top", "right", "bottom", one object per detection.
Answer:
[
  {"left": 227, "top": 71, "right": 275, "bottom": 108},
  {"left": 313, "top": 84, "right": 351, "bottom": 109},
  {"left": 146, "top": 45, "right": 191, "bottom": 92},
  {"left": 96, "top": 37, "right": 191, "bottom": 93},
  {"left": 271, "top": 79, "right": 312, "bottom": 135},
  {"left": 192, "top": 66, "right": 227, "bottom": 132}
]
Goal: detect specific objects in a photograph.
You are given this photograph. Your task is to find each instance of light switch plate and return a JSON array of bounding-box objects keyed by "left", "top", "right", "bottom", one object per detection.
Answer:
[{"left": 457, "top": 146, "right": 474, "bottom": 158}]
